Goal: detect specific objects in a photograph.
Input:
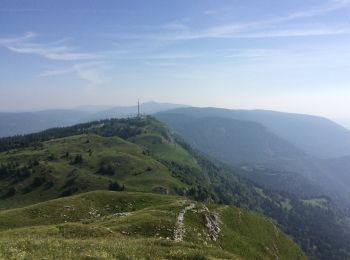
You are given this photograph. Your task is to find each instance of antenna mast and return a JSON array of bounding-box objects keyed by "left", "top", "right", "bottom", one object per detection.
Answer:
[{"left": 137, "top": 99, "right": 140, "bottom": 117}]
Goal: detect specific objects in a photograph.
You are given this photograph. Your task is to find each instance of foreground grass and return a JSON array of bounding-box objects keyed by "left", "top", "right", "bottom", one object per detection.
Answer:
[
  {"left": 0, "top": 236, "right": 239, "bottom": 260},
  {"left": 0, "top": 191, "right": 306, "bottom": 259}
]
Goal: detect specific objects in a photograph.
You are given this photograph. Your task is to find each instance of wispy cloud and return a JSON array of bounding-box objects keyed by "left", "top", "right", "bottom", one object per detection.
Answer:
[
  {"left": 288, "top": 0, "right": 350, "bottom": 19},
  {"left": 7, "top": 44, "right": 104, "bottom": 61},
  {"left": 0, "top": 33, "right": 115, "bottom": 84},
  {"left": 73, "top": 62, "right": 110, "bottom": 85},
  {"left": 0, "top": 33, "right": 130, "bottom": 62},
  {"left": 0, "top": 33, "right": 104, "bottom": 61},
  {"left": 2, "top": 0, "right": 350, "bottom": 84},
  {"left": 39, "top": 68, "right": 72, "bottom": 77},
  {"left": 143, "top": 61, "right": 179, "bottom": 67},
  {"left": 224, "top": 49, "right": 282, "bottom": 59},
  {"left": 187, "top": 0, "right": 350, "bottom": 39},
  {"left": 144, "top": 53, "right": 201, "bottom": 60},
  {"left": 119, "top": 0, "right": 350, "bottom": 41},
  {"left": 0, "top": 32, "right": 36, "bottom": 45},
  {"left": 40, "top": 62, "right": 111, "bottom": 85},
  {"left": 123, "top": 24, "right": 350, "bottom": 41},
  {"left": 232, "top": 27, "right": 350, "bottom": 38}
]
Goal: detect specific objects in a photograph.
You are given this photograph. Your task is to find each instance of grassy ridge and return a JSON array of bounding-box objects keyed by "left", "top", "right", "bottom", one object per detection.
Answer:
[
  {"left": 0, "top": 117, "right": 271, "bottom": 211},
  {"left": 0, "top": 191, "right": 306, "bottom": 259},
  {"left": 0, "top": 133, "right": 186, "bottom": 209}
]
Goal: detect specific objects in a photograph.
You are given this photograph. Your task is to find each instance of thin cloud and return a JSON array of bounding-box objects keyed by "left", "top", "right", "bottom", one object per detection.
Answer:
[
  {"left": 0, "top": 32, "right": 36, "bottom": 45},
  {"left": 126, "top": 24, "right": 350, "bottom": 41},
  {"left": 0, "top": 33, "right": 104, "bottom": 61},
  {"left": 224, "top": 49, "right": 282, "bottom": 59},
  {"left": 1, "top": 33, "right": 124, "bottom": 85},
  {"left": 232, "top": 27, "right": 350, "bottom": 39},
  {"left": 144, "top": 53, "right": 201, "bottom": 60},
  {"left": 39, "top": 68, "right": 73, "bottom": 77},
  {"left": 73, "top": 62, "right": 110, "bottom": 85},
  {"left": 189, "top": 0, "right": 350, "bottom": 40},
  {"left": 40, "top": 62, "right": 111, "bottom": 85},
  {"left": 7, "top": 44, "right": 104, "bottom": 61},
  {"left": 286, "top": 0, "right": 350, "bottom": 19},
  {"left": 143, "top": 61, "right": 179, "bottom": 67},
  {"left": 119, "top": 0, "right": 350, "bottom": 41}
]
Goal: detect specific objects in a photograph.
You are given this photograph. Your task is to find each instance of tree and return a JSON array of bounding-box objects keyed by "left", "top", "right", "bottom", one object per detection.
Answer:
[
  {"left": 109, "top": 181, "right": 125, "bottom": 191},
  {"left": 98, "top": 163, "right": 115, "bottom": 175},
  {"left": 72, "top": 154, "right": 83, "bottom": 164},
  {"left": 2, "top": 187, "right": 16, "bottom": 198}
]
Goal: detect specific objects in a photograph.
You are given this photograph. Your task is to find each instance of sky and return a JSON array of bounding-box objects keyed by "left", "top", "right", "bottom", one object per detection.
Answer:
[{"left": 0, "top": 0, "right": 350, "bottom": 126}]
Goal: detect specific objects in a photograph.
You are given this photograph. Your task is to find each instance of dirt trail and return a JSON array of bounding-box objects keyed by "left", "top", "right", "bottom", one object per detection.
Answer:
[{"left": 174, "top": 203, "right": 195, "bottom": 242}]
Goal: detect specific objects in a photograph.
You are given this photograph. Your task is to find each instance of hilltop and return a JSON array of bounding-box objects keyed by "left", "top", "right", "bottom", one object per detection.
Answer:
[{"left": 0, "top": 101, "right": 187, "bottom": 138}]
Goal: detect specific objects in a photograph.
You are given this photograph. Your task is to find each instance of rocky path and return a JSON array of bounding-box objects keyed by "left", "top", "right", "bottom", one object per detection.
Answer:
[{"left": 174, "top": 203, "right": 195, "bottom": 242}]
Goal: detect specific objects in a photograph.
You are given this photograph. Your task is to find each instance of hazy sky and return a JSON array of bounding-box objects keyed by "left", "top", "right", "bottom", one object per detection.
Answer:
[{"left": 0, "top": 0, "right": 350, "bottom": 125}]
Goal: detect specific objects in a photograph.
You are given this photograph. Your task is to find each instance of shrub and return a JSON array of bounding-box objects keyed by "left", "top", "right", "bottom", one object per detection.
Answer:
[
  {"left": 2, "top": 187, "right": 16, "bottom": 198},
  {"left": 108, "top": 181, "right": 125, "bottom": 191},
  {"left": 71, "top": 154, "right": 83, "bottom": 165},
  {"left": 98, "top": 163, "right": 115, "bottom": 176}
]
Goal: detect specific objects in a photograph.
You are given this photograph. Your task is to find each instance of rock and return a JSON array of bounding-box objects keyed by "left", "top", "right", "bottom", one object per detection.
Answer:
[
  {"left": 113, "top": 212, "right": 131, "bottom": 217},
  {"left": 174, "top": 203, "right": 195, "bottom": 242},
  {"left": 204, "top": 206, "right": 222, "bottom": 241}
]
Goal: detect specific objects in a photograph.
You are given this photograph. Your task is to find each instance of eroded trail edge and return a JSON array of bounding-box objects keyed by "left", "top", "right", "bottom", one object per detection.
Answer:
[{"left": 174, "top": 203, "right": 195, "bottom": 242}]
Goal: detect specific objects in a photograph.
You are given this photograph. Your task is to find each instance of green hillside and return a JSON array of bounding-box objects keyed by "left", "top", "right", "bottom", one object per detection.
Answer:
[
  {"left": 0, "top": 116, "right": 271, "bottom": 211},
  {"left": 0, "top": 133, "right": 185, "bottom": 209},
  {"left": 0, "top": 191, "right": 305, "bottom": 259},
  {"left": 0, "top": 118, "right": 193, "bottom": 209},
  {"left": 1, "top": 116, "right": 347, "bottom": 258}
]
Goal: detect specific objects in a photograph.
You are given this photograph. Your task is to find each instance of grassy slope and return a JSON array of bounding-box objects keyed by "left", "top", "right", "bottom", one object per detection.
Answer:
[
  {"left": 0, "top": 133, "right": 186, "bottom": 209},
  {"left": 0, "top": 117, "right": 270, "bottom": 211},
  {"left": 0, "top": 191, "right": 306, "bottom": 259}
]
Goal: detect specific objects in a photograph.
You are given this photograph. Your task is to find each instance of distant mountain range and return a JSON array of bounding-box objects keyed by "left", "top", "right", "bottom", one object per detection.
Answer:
[
  {"left": 2, "top": 102, "right": 350, "bottom": 205},
  {"left": 157, "top": 107, "right": 350, "bottom": 159},
  {"left": 0, "top": 101, "right": 187, "bottom": 137},
  {"left": 155, "top": 107, "right": 350, "bottom": 208}
]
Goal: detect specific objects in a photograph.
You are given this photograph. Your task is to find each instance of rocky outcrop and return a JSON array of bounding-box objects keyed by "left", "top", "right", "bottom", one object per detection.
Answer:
[{"left": 174, "top": 203, "right": 195, "bottom": 242}]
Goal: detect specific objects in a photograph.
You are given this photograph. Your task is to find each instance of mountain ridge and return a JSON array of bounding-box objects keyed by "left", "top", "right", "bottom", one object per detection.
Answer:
[
  {"left": 0, "top": 102, "right": 187, "bottom": 138},
  {"left": 156, "top": 110, "right": 350, "bottom": 208},
  {"left": 0, "top": 116, "right": 349, "bottom": 258},
  {"left": 160, "top": 107, "right": 350, "bottom": 159}
]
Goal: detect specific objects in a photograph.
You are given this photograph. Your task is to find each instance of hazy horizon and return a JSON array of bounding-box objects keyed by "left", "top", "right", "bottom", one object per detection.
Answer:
[
  {"left": 1, "top": 0, "right": 350, "bottom": 126},
  {"left": 0, "top": 100, "right": 349, "bottom": 129}
]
